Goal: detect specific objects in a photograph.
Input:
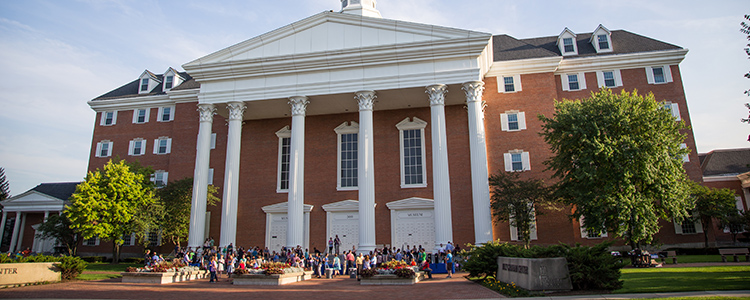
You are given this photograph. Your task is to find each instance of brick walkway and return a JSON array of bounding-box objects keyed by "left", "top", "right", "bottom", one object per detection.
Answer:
[{"left": 0, "top": 272, "right": 505, "bottom": 300}]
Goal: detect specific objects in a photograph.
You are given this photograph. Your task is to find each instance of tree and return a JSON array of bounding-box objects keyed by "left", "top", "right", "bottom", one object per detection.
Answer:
[
  {"left": 720, "top": 210, "right": 750, "bottom": 243},
  {"left": 156, "top": 177, "right": 220, "bottom": 247},
  {"left": 688, "top": 182, "right": 739, "bottom": 247},
  {"left": 66, "top": 159, "right": 157, "bottom": 263},
  {"left": 539, "top": 89, "right": 693, "bottom": 249},
  {"left": 0, "top": 167, "right": 10, "bottom": 201},
  {"left": 489, "top": 171, "right": 557, "bottom": 248},
  {"left": 35, "top": 213, "right": 79, "bottom": 256}
]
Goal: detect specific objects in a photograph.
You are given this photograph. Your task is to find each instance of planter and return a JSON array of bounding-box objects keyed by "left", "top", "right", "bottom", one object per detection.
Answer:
[
  {"left": 121, "top": 268, "right": 208, "bottom": 284},
  {"left": 360, "top": 271, "right": 425, "bottom": 285},
  {"left": 0, "top": 262, "right": 60, "bottom": 287},
  {"left": 232, "top": 268, "right": 311, "bottom": 285}
]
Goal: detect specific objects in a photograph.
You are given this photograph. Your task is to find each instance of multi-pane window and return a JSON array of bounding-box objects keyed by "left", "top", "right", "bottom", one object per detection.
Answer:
[
  {"left": 148, "top": 231, "right": 160, "bottom": 247},
  {"left": 129, "top": 139, "right": 146, "bottom": 156},
  {"left": 96, "top": 141, "right": 113, "bottom": 158},
  {"left": 504, "top": 150, "right": 530, "bottom": 172},
  {"left": 152, "top": 171, "right": 168, "bottom": 188},
  {"left": 563, "top": 37, "right": 575, "bottom": 53},
  {"left": 501, "top": 111, "right": 526, "bottom": 131},
  {"left": 503, "top": 76, "right": 515, "bottom": 92},
  {"left": 153, "top": 137, "right": 171, "bottom": 154},
  {"left": 340, "top": 133, "right": 358, "bottom": 188},
  {"left": 83, "top": 236, "right": 99, "bottom": 246},
  {"left": 279, "top": 137, "right": 291, "bottom": 191},
  {"left": 652, "top": 66, "right": 665, "bottom": 83},
  {"left": 681, "top": 220, "right": 697, "bottom": 234},
  {"left": 100, "top": 111, "right": 117, "bottom": 126},
  {"left": 164, "top": 75, "right": 174, "bottom": 89},
  {"left": 568, "top": 74, "right": 579, "bottom": 90},
  {"left": 603, "top": 71, "right": 616, "bottom": 87},
  {"left": 100, "top": 142, "right": 110, "bottom": 157},
  {"left": 158, "top": 106, "right": 174, "bottom": 122},
  {"left": 597, "top": 34, "right": 609, "bottom": 50},
  {"left": 397, "top": 117, "right": 427, "bottom": 188},
  {"left": 133, "top": 108, "right": 148, "bottom": 124},
  {"left": 140, "top": 78, "right": 149, "bottom": 92},
  {"left": 507, "top": 114, "right": 519, "bottom": 130},
  {"left": 122, "top": 233, "right": 133, "bottom": 246},
  {"left": 511, "top": 153, "right": 523, "bottom": 171}
]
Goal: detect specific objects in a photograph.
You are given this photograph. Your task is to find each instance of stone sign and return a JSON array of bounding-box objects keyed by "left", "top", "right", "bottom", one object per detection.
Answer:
[
  {"left": 0, "top": 262, "right": 61, "bottom": 287},
  {"left": 496, "top": 256, "right": 572, "bottom": 291}
]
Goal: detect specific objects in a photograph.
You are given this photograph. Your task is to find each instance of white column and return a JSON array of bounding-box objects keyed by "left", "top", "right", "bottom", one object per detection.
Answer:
[
  {"left": 16, "top": 213, "right": 26, "bottom": 252},
  {"left": 462, "top": 81, "right": 493, "bottom": 244},
  {"left": 426, "top": 84, "right": 454, "bottom": 251},
  {"left": 355, "top": 90, "right": 377, "bottom": 254},
  {"left": 0, "top": 211, "right": 6, "bottom": 249},
  {"left": 188, "top": 103, "right": 216, "bottom": 249},
  {"left": 41, "top": 211, "right": 50, "bottom": 253},
  {"left": 287, "top": 96, "right": 309, "bottom": 249},
  {"left": 8, "top": 212, "right": 21, "bottom": 252},
  {"left": 220, "top": 102, "right": 246, "bottom": 247}
]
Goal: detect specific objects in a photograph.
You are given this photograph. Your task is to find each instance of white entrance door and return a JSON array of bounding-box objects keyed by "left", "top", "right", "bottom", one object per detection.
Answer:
[
  {"left": 268, "top": 214, "right": 288, "bottom": 253},
  {"left": 393, "top": 209, "right": 435, "bottom": 251},
  {"left": 329, "top": 212, "right": 359, "bottom": 253}
]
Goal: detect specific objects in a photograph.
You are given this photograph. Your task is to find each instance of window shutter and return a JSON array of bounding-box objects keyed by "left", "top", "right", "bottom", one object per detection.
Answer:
[
  {"left": 561, "top": 75, "right": 570, "bottom": 91},
  {"left": 132, "top": 109, "right": 138, "bottom": 123},
  {"left": 153, "top": 139, "right": 159, "bottom": 154},
  {"left": 596, "top": 71, "right": 605, "bottom": 88},
  {"left": 112, "top": 111, "right": 117, "bottom": 125},
  {"left": 736, "top": 196, "right": 745, "bottom": 211},
  {"left": 578, "top": 72, "right": 587, "bottom": 90},
  {"left": 211, "top": 133, "right": 217, "bottom": 149},
  {"left": 500, "top": 113, "right": 509, "bottom": 131},
  {"left": 671, "top": 103, "right": 681, "bottom": 121},
  {"left": 646, "top": 67, "right": 655, "bottom": 84},
  {"left": 664, "top": 65, "right": 673, "bottom": 83},
  {"left": 509, "top": 221, "right": 518, "bottom": 241},
  {"left": 579, "top": 217, "right": 588, "bottom": 238},
  {"left": 166, "top": 138, "right": 172, "bottom": 154},
  {"left": 99, "top": 113, "right": 105, "bottom": 126},
  {"left": 614, "top": 70, "right": 623, "bottom": 87},
  {"left": 694, "top": 218, "right": 703, "bottom": 234},
  {"left": 95, "top": 237, "right": 100, "bottom": 246},
  {"left": 141, "top": 140, "right": 147, "bottom": 155},
  {"left": 95, "top": 143, "right": 101, "bottom": 158},
  {"left": 163, "top": 172, "right": 169, "bottom": 185},
  {"left": 521, "top": 152, "right": 531, "bottom": 171},
  {"left": 673, "top": 220, "right": 683, "bottom": 234},
  {"left": 128, "top": 140, "right": 134, "bottom": 156},
  {"left": 518, "top": 112, "right": 527, "bottom": 130},
  {"left": 107, "top": 142, "right": 113, "bottom": 157},
  {"left": 504, "top": 153, "right": 513, "bottom": 172},
  {"left": 514, "top": 74, "right": 522, "bottom": 92},
  {"left": 530, "top": 221, "right": 538, "bottom": 240}
]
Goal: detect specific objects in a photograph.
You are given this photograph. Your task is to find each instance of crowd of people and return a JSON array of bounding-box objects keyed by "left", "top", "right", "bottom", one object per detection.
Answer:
[{"left": 144, "top": 237, "right": 460, "bottom": 281}]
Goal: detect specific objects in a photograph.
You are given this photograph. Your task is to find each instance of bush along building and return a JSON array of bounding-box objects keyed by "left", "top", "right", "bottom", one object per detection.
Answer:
[{"left": 81, "top": 0, "right": 727, "bottom": 257}]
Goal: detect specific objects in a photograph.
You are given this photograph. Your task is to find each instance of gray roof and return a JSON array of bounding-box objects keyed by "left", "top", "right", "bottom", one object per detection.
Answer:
[
  {"left": 700, "top": 148, "right": 750, "bottom": 177},
  {"left": 30, "top": 182, "right": 80, "bottom": 201},
  {"left": 493, "top": 30, "right": 682, "bottom": 61},
  {"left": 93, "top": 71, "right": 193, "bottom": 101}
]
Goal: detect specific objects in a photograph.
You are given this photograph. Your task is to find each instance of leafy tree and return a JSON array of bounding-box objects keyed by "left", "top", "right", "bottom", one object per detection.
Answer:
[
  {"left": 66, "top": 159, "right": 157, "bottom": 263},
  {"left": 156, "top": 177, "right": 220, "bottom": 247},
  {"left": 35, "top": 213, "right": 79, "bottom": 256},
  {"left": 688, "top": 182, "right": 740, "bottom": 247},
  {"left": 489, "top": 171, "right": 556, "bottom": 248},
  {"left": 0, "top": 167, "right": 10, "bottom": 201},
  {"left": 539, "top": 89, "right": 693, "bottom": 249},
  {"left": 721, "top": 210, "right": 750, "bottom": 243}
]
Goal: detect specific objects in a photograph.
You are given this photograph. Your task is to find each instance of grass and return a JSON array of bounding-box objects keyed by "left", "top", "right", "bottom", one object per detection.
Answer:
[
  {"left": 616, "top": 266, "right": 750, "bottom": 294},
  {"left": 670, "top": 255, "right": 725, "bottom": 264},
  {"left": 76, "top": 262, "right": 143, "bottom": 280},
  {"left": 76, "top": 273, "right": 122, "bottom": 281}
]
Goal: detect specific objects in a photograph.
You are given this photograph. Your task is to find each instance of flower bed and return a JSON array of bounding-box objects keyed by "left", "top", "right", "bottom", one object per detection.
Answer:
[
  {"left": 359, "top": 260, "right": 424, "bottom": 285},
  {"left": 121, "top": 260, "right": 207, "bottom": 284},
  {"left": 231, "top": 265, "right": 311, "bottom": 285}
]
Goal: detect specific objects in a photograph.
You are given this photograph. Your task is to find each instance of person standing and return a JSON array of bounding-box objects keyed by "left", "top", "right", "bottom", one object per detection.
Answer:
[
  {"left": 328, "top": 237, "right": 334, "bottom": 254},
  {"left": 334, "top": 235, "right": 341, "bottom": 254},
  {"left": 445, "top": 250, "right": 453, "bottom": 278},
  {"left": 209, "top": 256, "right": 218, "bottom": 283}
]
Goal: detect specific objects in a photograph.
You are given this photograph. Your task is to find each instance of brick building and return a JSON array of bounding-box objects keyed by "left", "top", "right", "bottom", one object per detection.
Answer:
[{"left": 80, "top": 1, "right": 712, "bottom": 256}]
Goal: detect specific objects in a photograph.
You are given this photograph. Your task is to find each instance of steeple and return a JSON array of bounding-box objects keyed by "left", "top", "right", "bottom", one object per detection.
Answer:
[{"left": 340, "top": 0, "right": 382, "bottom": 18}]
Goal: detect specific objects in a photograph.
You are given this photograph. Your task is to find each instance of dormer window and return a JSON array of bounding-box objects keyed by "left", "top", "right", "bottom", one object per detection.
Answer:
[
  {"left": 563, "top": 38, "right": 575, "bottom": 53},
  {"left": 164, "top": 76, "right": 174, "bottom": 89},
  {"left": 557, "top": 28, "right": 578, "bottom": 56},
  {"left": 140, "top": 78, "right": 149, "bottom": 92},
  {"left": 591, "top": 25, "right": 613, "bottom": 53}
]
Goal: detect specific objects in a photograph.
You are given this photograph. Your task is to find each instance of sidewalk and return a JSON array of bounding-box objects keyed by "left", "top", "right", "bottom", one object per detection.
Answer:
[{"left": 508, "top": 290, "right": 750, "bottom": 300}]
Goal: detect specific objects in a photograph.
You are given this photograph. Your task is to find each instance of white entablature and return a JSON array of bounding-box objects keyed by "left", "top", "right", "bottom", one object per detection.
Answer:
[{"left": 183, "top": 11, "right": 493, "bottom": 107}]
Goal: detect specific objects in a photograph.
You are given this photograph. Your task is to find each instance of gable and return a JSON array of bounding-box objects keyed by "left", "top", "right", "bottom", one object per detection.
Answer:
[{"left": 0, "top": 190, "right": 65, "bottom": 212}]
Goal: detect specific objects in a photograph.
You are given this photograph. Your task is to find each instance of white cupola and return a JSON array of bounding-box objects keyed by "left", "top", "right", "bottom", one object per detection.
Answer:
[{"left": 340, "top": 0, "right": 382, "bottom": 18}]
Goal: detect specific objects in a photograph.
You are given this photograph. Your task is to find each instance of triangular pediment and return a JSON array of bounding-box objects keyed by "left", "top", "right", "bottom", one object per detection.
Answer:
[
  {"left": 185, "top": 11, "right": 491, "bottom": 67},
  {"left": 386, "top": 197, "right": 434, "bottom": 210},
  {"left": 322, "top": 199, "right": 359, "bottom": 212},
  {"left": 0, "top": 190, "right": 65, "bottom": 212},
  {"left": 262, "top": 202, "right": 314, "bottom": 213}
]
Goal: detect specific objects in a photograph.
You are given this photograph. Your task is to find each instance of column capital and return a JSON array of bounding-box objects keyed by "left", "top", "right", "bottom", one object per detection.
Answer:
[
  {"left": 426, "top": 84, "right": 448, "bottom": 106},
  {"left": 288, "top": 96, "right": 310, "bottom": 116},
  {"left": 355, "top": 90, "right": 377, "bottom": 111},
  {"left": 226, "top": 102, "right": 247, "bottom": 121},
  {"left": 462, "top": 81, "right": 485, "bottom": 103},
  {"left": 197, "top": 103, "right": 216, "bottom": 123}
]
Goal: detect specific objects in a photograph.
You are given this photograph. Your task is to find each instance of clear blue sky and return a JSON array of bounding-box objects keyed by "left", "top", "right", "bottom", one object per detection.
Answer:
[{"left": 0, "top": 0, "right": 748, "bottom": 194}]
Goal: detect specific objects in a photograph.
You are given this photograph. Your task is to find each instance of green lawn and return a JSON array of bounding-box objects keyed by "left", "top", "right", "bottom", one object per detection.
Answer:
[
  {"left": 671, "top": 255, "right": 725, "bottom": 264},
  {"left": 83, "top": 262, "right": 142, "bottom": 272},
  {"left": 616, "top": 266, "right": 750, "bottom": 294}
]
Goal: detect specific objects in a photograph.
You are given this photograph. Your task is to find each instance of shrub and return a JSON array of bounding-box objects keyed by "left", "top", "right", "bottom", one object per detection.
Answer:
[
  {"left": 80, "top": 256, "right": 105, "bottom": 263},
  {"left": 359, "top": 268, "right": 377, "bottom": 278},
  {"left": 233, "top": 268, "right": 249, "bottom": 275},
  {"left": 58, "top": 256, "right": 87, "bottom": 280},
  {"left": 393, "top": 268, "right": 415, "bottom": 278},
  {"left": 123, "top": 257, "right": 144, "bottom": 264}
]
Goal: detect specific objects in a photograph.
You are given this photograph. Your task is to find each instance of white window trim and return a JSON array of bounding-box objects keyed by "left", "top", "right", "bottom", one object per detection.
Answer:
[
  {"left": 680, "top": 143, "right": 689, "bottom": 162},
  {"left": 497, "top": 75, "right": 522, "bottom": 93},
  {"left": 122, "top": 233, "right": 136, "bottom": 246},
  {"left": 590, "top": 25, "right": 613, "bottom": 53},
  {"left": 558, "top": 29, "right": 578, "bottom": 56},
  {"left": 579, "top": 217, "right": 608, "bottom": 239},
  {"left": 504, "top": 149, "right": 531, "bottom": 172},
  {"left": 157, "top": 106, "right": 175, "bottom": 122},
  {"left": 153, "top": 137, "right": 172, "bottom": 155},
  {"left": 663, "top": 101, "right": 681, "bottom": 121},
  {"left": 83, "top": 236, "right": 100, "bottom": 246},
  {"left": 646, "top": 65, "right": 673, "bottom": 85},
  {"left": 561, "top": 72, "right": 587, "bottom": 91},
  {"left": 210, "top": 133, "right": 217, "bottom": 150},
  {"left": 335, "top": 121, "right": 359, "bottom": 191},
  {"left": 674, "top": 215, "right": 703, "bottom": 235},
  {"left": 128, "top": 138, "right": 147, "bottom": 156},
  {"left": 95, "top": 140, "right": 113, "bottom": 158},
  {"left": 151, "top": 170, "right": 169, "bottom": 187},
  {"left": 276, "top": 126, "right": 291, "bottom": 193},
  {"left": 132, "top": 108, "right": 150, "bottom": 124},
  {"left": 595, "top": 70, "right": 623, "bottom": 88},
  {"left": 396, "top": 117, "right": 428, "bottom": 188},
  {"left": 509, "top": 208, "right": 538, "bottom": 241},
  {"left": 500, "top": 110, "right": 527, "bottom": 132},
  {"left": 99, "top": 111, "right": 117, "bottom": 126}
]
